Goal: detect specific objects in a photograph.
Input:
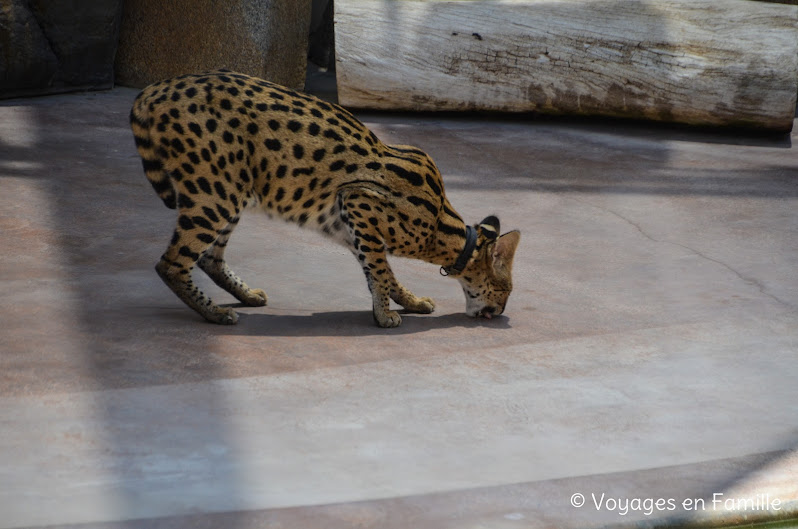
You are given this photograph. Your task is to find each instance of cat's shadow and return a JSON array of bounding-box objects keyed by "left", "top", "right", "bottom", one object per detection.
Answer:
[{"left": 218, "top": 308, "right": 510, "bottom": 337}]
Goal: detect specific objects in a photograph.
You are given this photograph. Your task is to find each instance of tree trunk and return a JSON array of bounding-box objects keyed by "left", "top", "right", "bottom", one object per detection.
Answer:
[{"left": 335, "top": 0, "right": 798, "bottom": 132}]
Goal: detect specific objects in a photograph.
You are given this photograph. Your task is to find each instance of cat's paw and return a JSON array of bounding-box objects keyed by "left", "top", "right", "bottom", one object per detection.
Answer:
[
  {"left": 374, "top": 309, "right": 402, "bottom": 328},
  {"left": 403, "top": 296, "right": 435, "bottom": 314},
  {"left": 241, "top": 288, "right": 268, "bottom": 307},
  {"left": 207, "top": 306, "right": 239, "bottom": 325}
]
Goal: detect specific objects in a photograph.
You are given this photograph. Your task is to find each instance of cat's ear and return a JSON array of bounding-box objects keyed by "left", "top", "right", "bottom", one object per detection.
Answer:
[
  {"left": 491, "top": 231, "right": 520, "bottom": 273},
  {"left": 477, "top": 215, "right": 500, "bottom": 242}
]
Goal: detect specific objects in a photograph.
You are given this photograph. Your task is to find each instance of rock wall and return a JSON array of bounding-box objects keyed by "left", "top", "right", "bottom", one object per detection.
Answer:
[
  {"left": 0, "top": 0, "right": 123, "bottom": 98},
  {"left": 115, "top": 0, "right": 312, "bottom": 89}
]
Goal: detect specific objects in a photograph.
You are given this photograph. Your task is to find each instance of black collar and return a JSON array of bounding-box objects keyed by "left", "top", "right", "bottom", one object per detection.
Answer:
[{"left": 440, "top": 225, "right": 477, "bottom": 276}]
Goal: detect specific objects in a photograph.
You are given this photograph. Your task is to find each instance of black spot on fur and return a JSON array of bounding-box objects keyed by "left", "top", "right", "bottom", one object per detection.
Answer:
[
  {"left": 178, "top": 215, "right": 194, "bottom": 230},
  {"left": 177, "top": 193, "right": 195, "bottom": 208},
  {"left": 425, "top": 175, "right": 441, "bottom": 195},
  {"left": 385, "top": 163, "right": 423, "bottom": 186},
  {"left": 141, "top": 158, "right": 162, "bottom": 171},
  {"left": 178, "top": 246, "right": 198, "bottom": 260},
  {"left": 324, "top": 129, "right": 343, "bottom": 142},
  {"left": 216, "top": 204, "right": 231, "bottom": 220},
  {"left": 407, "top": 195, "right": 438, "bottom": 215},
  {"left": 134, "top": 135, "right": 152, "bottom": 149},
  {"left": 192, "top": 216, "right": 214, "bottom": 231},
  {"left": 202, "top": 206, "right": 220, "bottom": 223},
  {"left": 213, "top": 182, "right": 227, "bottom": 200}
]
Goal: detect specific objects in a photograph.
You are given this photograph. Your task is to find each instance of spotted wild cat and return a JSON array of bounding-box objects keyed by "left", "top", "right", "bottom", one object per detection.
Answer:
[{"left": 130, "top": 70, "right": 520, "bottom": 327}]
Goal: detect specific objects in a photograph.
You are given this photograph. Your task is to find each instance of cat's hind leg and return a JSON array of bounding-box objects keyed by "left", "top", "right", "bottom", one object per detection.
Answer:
[
  {"left": 156, "top": 202, "right": 241, "bottom": 324},
  {"left": 197, "top": 216, "right": 268, "bottom": 308}
]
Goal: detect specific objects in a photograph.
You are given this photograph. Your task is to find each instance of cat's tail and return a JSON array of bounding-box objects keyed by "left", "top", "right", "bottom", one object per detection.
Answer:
[{"left": 130, "top": 93, "right": 176, "bottom": 209}]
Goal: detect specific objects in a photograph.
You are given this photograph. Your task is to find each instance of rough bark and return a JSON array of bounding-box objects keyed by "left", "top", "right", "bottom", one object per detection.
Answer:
[{"left": 336, "top": 0, "right": 798, "bottom": 132}]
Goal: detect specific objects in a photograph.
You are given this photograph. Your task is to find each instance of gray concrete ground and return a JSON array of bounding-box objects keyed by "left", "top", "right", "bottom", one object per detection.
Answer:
[{"left": 0, "top": 84, "right": 797, "bottom": 529}]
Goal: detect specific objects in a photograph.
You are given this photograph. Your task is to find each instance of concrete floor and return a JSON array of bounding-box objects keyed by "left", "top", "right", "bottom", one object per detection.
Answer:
[{"left": 1, "top": 83, "right": 797, "bottom": 529}]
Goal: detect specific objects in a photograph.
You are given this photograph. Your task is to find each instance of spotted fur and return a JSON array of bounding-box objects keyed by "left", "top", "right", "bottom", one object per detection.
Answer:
[{"left": 130, "top": 70, "right": 520, "bottom": 327}]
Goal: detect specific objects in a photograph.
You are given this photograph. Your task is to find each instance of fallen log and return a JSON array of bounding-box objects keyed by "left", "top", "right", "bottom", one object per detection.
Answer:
[{"left": 335, "top": 0, "right": 798, "bottom": 132}]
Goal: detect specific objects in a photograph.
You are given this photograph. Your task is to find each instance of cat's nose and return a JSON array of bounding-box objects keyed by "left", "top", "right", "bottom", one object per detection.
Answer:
[{"left": 479, "top": 306, "right": 497, "bottom": 319}]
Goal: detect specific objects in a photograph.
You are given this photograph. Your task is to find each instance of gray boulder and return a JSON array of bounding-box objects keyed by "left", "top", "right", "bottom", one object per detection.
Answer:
[
  {"left": 115, "top": 0, "right": 312, "bottom": 89},
  {"left": 0, "top": 0, "right": 123, "bottom": 98}
]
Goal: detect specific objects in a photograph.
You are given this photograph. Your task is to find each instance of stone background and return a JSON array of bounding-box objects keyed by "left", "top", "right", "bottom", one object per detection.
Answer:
[
  {"left": 114, "top": 0, "right": 312, "bottom": 89},
  {"left": 0, "top": 0, "right": 793, "bottom": 100},
  {"left": 0, "top": 0, "right": 123, "bottom": 97},
  {"left": 1, "top": 0, "right": 313, "bottom": 98}
]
